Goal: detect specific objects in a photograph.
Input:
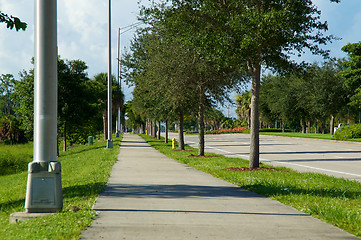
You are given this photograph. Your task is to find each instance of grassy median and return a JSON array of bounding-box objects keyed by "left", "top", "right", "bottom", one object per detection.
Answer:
[
  {"left": 141, "top": 134, "right": 361, "bottom": 237},
  {"left": 0, "top": 135, "right": 121, "bottom": 240}
]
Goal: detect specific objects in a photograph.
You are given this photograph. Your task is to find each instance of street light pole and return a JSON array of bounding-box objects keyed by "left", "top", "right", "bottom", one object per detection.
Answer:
[
  {"left": 24, "top": 0, "right": 62, "bottom": 213},
  {"left": 107, "top": 0, "right": 113, "bottom": 148},
  {"left": 117, "top": 28, "right": 121, "bottom": 136}
]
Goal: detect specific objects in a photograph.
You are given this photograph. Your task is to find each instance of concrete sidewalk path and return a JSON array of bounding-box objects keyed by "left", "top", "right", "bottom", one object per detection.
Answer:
[{"left": 81, "top": 134, "right": 357, "bottom": 240}]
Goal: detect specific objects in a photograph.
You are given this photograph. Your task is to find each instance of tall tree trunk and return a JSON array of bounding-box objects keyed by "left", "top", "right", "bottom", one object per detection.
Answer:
[
  {"left": 63, "top": 123, "right": 67, "bottom": 152},
  {"left": 198, "top": 90, "right": 205, "bottom": 156},
  {"left": 302, "top": 117, "right": 306, "bottom": 133},
  {"left": 330, "top": 115, "right": 335, "bottom": 135},
  {"left": 307, "top": 121, "right": 311, "bottom": 134},
  {"left": 249, "top": 62, "right": 261, "bottom": 169},
  {"left": 157, "top": 121, "right": 161, "bottom": 140},
  {"left": 146, "top": 120, "right": 150, "bottom": 135},
  {"left": 178, "top": 109, "right": 185, "bottom": 150},
  {"left": 150, "top": 121, "right": 153, "bottom": 136},
  {"left": 103, "top": 110, "right": 107, "bottom": 140},
  {"left": 165, "top": 120, "right": 168, "bottom": 143},
  {"left": 142, "top": 123, "right": 146, "bottom": 134},
  {"left": 152, "top": 120, "right": 157, "bottom": 138},
  {"left": 315, "top": 120, "right": 318, "bottom": 134}
]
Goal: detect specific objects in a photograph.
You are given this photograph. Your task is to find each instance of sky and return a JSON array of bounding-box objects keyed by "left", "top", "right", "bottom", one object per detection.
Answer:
[{"left": 1, "top": 0, "right": 361, "bottom": 118}]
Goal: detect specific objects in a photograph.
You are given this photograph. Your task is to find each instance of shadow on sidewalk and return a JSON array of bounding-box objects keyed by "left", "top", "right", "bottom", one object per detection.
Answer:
[
  {"left": 93, "top": 208, "right": 308, "bottom": 217},
  {"left": 102, "top": 184, "right": 262, "bottom": 199}
]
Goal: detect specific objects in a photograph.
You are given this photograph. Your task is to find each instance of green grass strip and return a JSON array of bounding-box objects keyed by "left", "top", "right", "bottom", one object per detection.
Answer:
[
  {"left": 140, "top": 134, "right": 361, "bottom": 237},
  {"left": 259, "top": 132, "right": 335, "bottom": 140},
  {"left": 0, "top": 135, "right": 121, "bottom": 240}
]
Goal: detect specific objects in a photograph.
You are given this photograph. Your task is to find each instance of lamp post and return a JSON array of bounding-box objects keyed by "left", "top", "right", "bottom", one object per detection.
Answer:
[
  {"left": 107, "top": 0, "right": 113, "bottom": 148},
  {"left": 116, "top": 28, "right": 121, "bottom": 137},
  {"left": 25, "top": 0, "right": 62, "bottom": 213}
]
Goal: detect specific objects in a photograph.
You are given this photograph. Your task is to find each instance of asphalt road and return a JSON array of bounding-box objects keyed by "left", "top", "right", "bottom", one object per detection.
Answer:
[{"left": 167, "top": 132, "right": 361, "bottom": 182}]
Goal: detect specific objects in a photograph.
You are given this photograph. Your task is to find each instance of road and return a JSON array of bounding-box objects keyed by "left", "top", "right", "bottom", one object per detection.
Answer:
[{"left": 167, "top": 132, "right": 361, "bottom": 182}]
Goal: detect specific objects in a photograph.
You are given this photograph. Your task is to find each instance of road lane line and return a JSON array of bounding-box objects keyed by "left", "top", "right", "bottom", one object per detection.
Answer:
[{"left": 186, "top": 140, "right": 361, "bottom": 179}]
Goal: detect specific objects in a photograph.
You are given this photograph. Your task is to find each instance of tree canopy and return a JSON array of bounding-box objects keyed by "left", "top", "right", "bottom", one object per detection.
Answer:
[{"left": 136, "top": 0, "right": 338, "bottom": 166}]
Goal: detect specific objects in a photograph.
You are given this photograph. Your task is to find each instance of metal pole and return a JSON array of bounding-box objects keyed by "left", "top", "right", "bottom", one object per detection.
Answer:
[
  {"left": 115, "top": 28, "right": 121, "bottom": 137},
  {"left": 107, "top": 0, "right": 113, "bottom": 148},
  {"left": 117, "top": 28, "right": 122, "bottom": 134},
  {"left": 25, "top": 0, "right": 62, "bottom": 213}
]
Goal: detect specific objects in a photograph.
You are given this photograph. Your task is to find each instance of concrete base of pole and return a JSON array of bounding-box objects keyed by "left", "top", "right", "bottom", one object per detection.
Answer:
[
  {"left": 107, "top": 140, "right": 113, "bottom": 148},
  {"left": 9, "top": 212, "right": 55, "bottom": 223},
  {"left": 24, "top": 162, "right": 62, "bottom": 213}
]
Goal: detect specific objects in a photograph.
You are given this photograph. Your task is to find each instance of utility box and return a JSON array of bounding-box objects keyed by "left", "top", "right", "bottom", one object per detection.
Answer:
[
  {"left": 88, "top": 136, "right": 94, "bottom": 145},
  {"left": 25, "top": 162, "right": 62, "bottom": 213}
]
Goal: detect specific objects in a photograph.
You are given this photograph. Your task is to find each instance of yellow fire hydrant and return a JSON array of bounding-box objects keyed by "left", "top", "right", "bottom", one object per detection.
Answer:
[
  {"left": 146, "top": 130, "right": 148, "bottom": 135},
  {"left": 172, "top": 138, "right": 176, "bottom": 150}
]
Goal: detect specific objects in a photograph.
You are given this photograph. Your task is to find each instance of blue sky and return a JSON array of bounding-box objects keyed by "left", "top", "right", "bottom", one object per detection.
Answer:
[{"left": 1, "top": 0, "right": 360, "bottom": 118}]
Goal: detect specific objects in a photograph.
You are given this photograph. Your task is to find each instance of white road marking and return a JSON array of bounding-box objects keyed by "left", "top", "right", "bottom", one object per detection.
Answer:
[{"left": 186, "top": 140, "right": 361, "bottom": 179}]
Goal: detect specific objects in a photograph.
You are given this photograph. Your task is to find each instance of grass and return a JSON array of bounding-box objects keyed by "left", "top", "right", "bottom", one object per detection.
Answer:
[
  {"left": 0, "top": 135, "right": 121, "bottom": 240},
  {"left": 185, "top": 129, "right": 337, "bottom": 140},
  {"left": 259, "top": 132, "right": 335, "bottom": 140},
  {"left": 0, "top": 143, "right": 33, "bottom": 175},
  {"left": 140, "top": 134, "right": 361, "bottom": 237}
]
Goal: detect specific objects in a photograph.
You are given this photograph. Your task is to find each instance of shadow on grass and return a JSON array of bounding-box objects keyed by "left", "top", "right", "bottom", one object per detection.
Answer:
[
  {"left": 243, "top": 183, "right": 360, "bottom": 200},
  {"left": 59, "top": 145, "right": 107, "bottom": 158},
  {"left": 59, "top": 140, "right": 121, "bottom": 159},
  {"left": 0, "top": 199, "right": 25, "bottom": 213},
  {"left": 63, "top": 182, "right": 107, "bottom": 199}
]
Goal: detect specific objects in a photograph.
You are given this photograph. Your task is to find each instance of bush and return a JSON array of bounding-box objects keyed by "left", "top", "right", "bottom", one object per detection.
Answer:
[
  {"left": 206, "top": 127, "right": 248, "bottom": 134},
  {"left": 334, "top": 124, "right": 361, "bottom": 140},
  {"left": 0, "top": 115, "right": 27, "bottom": 144}
]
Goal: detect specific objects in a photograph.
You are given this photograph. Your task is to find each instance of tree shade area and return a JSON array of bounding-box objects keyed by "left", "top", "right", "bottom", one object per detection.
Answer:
[{"left": 121, "top": 0, "right": 342, "bottom": 168}]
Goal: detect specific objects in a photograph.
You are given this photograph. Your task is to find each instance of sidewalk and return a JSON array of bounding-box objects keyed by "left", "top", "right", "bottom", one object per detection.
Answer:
[{"left": 81, "top": 134, "right": 357, "bottom": 239}]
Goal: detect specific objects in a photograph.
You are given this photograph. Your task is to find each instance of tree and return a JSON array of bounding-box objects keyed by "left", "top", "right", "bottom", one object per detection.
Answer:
[
  {"left": 91, "top": 72, "right": 123, "bottom": 140},
  {"left": 13, "top": 58, "right": 104, "bottom": 148},
  {"left": 259, "top": 60, "right": 347, "bottom": 134},
  {"left": 204, "top": 108, "right": 224, "bottom": 131},
  {"left": 0, "top": 11, "right": 27, "bottom": 31},
  {"left": 197, "top": 0, "right": 336, "bottom": 167},
  {"left": 13, "top": 69, "right": 34, "bottom": 138},
  {"left": 140, "top": 2, "right": 247, "bottom": 155},
  {"left": 143, "top": 0, "right": 338, "bottom": 165},
  {"left": 0, "top": 74, "right": 15, "bottom": 116},
  {"left": 0, "top": 115, "right": 27, "bottom": 144},
  {"left": 58, "top": 59, "right": 99, "bottom": 151},
  {"left": 340, "top": 42, "right": 361, "bottom": 108},
  {"left": 123, "top": 29, "right": 197, "bottom": 150},
  {"left": 308, "top": 60, "right": 347, "bottom": 134},
  {"left": 235, "top": 91, "right": 251, "bottom": 127}
]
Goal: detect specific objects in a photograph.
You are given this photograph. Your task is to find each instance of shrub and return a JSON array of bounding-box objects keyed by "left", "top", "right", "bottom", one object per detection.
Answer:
[
  {"left": 206, "top": 126, "right": 248, "bottom": 134},
  {"left": 0, "top": 115, "right": 27, "bottom": 144},
  {"left": 334, "top": 124, "right": 361, "bottom": 140}
]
